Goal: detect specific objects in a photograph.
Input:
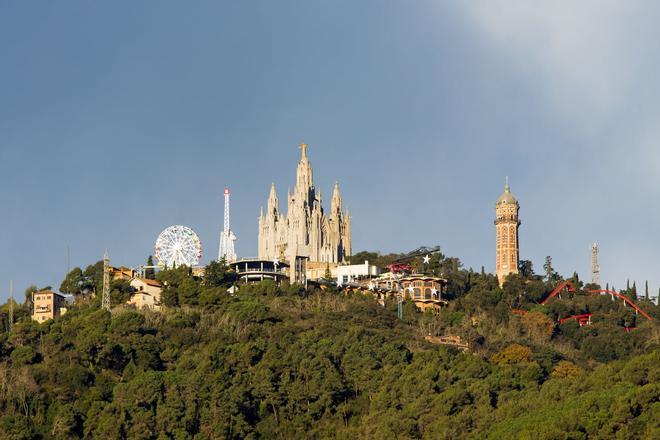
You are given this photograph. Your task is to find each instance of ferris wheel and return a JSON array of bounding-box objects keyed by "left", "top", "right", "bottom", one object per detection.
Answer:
[{"left": 154, "top": 225, "right": 203, "bottom": 268}]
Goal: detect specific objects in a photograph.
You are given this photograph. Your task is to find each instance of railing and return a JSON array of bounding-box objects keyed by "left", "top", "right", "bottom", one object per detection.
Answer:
[{"left": 238, "top": 268, "right": 287, "bottom": 274}]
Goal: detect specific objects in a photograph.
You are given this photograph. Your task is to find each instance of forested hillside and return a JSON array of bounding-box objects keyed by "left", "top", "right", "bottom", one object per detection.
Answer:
[{"left": 0, "top": 256, "right": 658, "bottom": 439}]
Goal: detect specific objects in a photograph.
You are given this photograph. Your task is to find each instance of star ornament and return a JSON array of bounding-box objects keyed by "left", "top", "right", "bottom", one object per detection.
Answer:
[
  {"left": 423, "top": 255, "right": 431, "bottom": 264},
  {"left": 337, "top": 281, "right": 343, "bottom": 288},
  {"left": 407, "top": 286, "right": 415, "bottom": 293},
  {"left": 368, "top": 282, "right": 376, "bottom": 291},
  {"left": 273, "top": 257, "right": 280, "bottom": 267},
  {"left": 431, "top": 287, "right": 439, "bottom": 298}
]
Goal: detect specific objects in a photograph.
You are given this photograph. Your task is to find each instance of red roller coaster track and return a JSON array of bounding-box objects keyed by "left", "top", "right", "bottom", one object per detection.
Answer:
[
  {"left": 558, "top": 313, "right": 592, "bottom": 326},
  {"left": 541, "top": 281, "right": 653, "bottom": 321}
]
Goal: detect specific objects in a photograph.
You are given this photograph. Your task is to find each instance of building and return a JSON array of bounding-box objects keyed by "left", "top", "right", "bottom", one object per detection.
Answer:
[
  {"left": 110, "top": 266, "right": 136, "bottom": 281},
  {"left": 230, "top": 258, "right": 290, "bottom": 285},
  {"left": 399, "top": 275, "right": 448, "bottom": 311},
  {"left": 335, "top": 260, "right": 381, "bottom": 285},
  {"left": 32, "top": 290, "right": 67, "bottom": 322},
  {"left": 128, "top": 278, "right": 163, "bottom": 310},
  {"left": 495, "top": 177, "right": 521, "bottom": 285},
  {"left": 258, "top": 143, "right": 352, "bottom": 269}
]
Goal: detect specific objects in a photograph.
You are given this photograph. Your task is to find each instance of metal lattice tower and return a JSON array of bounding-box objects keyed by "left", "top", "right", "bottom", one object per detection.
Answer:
[
  {"left": 8, "top": 280, "right": 13, "bottom": 332},
  {"left": 218, "top": 188, "right": 237, "bottom": 263},
  {"left": 591, "top": 243, "right": 600, "bottom": 286},
  {"left": 102, "top": 252, "right": 110, "bottom": 311}
]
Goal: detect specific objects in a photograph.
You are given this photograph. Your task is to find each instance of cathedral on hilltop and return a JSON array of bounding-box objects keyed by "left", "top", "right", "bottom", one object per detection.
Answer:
[
  {"left": 258, "top": 143, "right": 352, "bottom": 265},
  {"left": 495, "top": 177, "right": 520, "bottom": 285}
]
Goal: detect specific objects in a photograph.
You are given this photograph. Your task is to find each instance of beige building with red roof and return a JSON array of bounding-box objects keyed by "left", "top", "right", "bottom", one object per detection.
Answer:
[{"left": 128, "top": 278, "right": 163, "bottom": 310}]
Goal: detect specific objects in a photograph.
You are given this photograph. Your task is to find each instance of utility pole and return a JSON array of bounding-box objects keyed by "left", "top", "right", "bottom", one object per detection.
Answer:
[
  {"left": 102, "top": 252, "right": 110, "bottom": 311},
  {"left": 591, "top": 243, "right": 600, "bottom": 286}
]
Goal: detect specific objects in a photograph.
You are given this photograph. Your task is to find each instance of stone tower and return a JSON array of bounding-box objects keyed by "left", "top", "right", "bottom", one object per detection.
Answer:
[
  {"left": 258, "top": 143, "right": 351, "bottom": 264},
  {"left": 495, "top": 177, "right": 520, "bottom": 285}
]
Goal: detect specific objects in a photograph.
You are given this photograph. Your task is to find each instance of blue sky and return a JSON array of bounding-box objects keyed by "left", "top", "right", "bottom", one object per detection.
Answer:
[{"left": 1, "top": 1, "right": 659, "bottom": 301}]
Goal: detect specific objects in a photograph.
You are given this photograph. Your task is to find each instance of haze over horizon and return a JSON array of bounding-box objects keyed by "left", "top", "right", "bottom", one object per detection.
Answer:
[{"left": 1, "top": 1, "right": 659, "bottom": 301}]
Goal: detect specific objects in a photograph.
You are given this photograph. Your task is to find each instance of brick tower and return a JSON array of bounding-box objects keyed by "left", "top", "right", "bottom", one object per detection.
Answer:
[{"left": 495, "top": 177, "right": 520, "bottom": 285}]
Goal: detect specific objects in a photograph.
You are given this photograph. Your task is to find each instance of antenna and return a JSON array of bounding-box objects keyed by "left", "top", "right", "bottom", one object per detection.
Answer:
[
  {"left": 218, "top": 188, "right": 237, "bottom": 263},
  {"left": 591, "top": 243, "right": 600, "bottom": 286},
  {"left": 102, "top": 252, "right": 110, "bottom": 311},
  {"left": 8, "top": 280, "right": 14, "bottom": 332}
]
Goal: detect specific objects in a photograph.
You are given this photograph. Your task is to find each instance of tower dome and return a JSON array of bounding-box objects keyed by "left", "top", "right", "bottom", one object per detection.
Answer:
[{"left": 496, "top": 177, "right": 518, "bottom": 205}]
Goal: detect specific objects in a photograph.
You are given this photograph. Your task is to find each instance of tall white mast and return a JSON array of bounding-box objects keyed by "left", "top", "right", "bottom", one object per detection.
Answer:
[{"left": 218, "top": 188, "right": 237, "bottom": 263}]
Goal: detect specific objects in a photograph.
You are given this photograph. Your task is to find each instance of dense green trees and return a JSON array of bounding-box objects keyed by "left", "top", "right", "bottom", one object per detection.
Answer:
[{"left": 0, "top": 253, "right": 657, "bottom": 439}]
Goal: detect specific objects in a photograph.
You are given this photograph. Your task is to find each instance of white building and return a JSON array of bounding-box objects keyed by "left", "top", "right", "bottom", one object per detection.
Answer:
[{"left": 335, "top": 261, "right": 380, "bottom": 285}]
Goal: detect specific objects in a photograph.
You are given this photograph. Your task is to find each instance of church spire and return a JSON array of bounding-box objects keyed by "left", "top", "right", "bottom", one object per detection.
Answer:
[
  {"left": 295, "top": 141, "right": 313, "bottom": 196},
  {"left": 331, "top": 181, "right": 342, "bottom": 214},
  {"left": 267, "top": 182, "right": 279, "bottom": 214}
]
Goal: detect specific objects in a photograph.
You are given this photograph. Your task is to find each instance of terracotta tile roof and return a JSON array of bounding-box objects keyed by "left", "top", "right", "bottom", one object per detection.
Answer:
[{"left": 132, "top": 278, "right": 162, "bottom": 287}]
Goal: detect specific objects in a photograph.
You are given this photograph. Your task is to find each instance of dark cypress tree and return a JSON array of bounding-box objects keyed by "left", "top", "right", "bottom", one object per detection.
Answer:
[
  {"left": 145, "top": 256, "right": 156, "bottom": 280},
  {"left": 645, "top": 280, "right": 649, "bottom": 300}
]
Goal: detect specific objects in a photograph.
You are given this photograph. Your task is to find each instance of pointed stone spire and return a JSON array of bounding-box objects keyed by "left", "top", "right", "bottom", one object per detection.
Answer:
[
  {"left": 268, "top": 182, "right": 279, "bottom": 214},
  {"left": 295, "top": 142, "right": 313, "bottom": 196},
  {"left": 331, "top": 181, "right": 342, "bottom": 214},
  {"left": 505, "top": 176, "right": 510, "bottom": 192}
]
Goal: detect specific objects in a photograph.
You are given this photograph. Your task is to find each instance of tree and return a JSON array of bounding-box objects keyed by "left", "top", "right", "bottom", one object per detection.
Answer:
[
  {"left": 551, "top": 360, "right": 582, "bottom": 379},
  {"left": 82, "top": 261, "right": 104, "bottom": 293},
  {"left": 491, "top": 344, "right": 533, "bottom": 365},
  {"left": 203, "top": 260, "right": 237, "bottom": 288},
  {"left": 543, "top": 256, "right": 559, "bottom": 284},
  {"left": 521, "top": 311, "right": 555, "bottom": 344},
  {"left": 645, "top": 280, "right": 649, "bottom": 301},
  {"left": 24, "top": 285, "right": 37, "bottom": 314},
  {"left": 145, "top": 256, "right": 155, "bottom": 280},
  {"left": 60, "top": 267, "right": 84, "bottom": 295},
  {"left": 518, "top": 260, "right": 534, "bottom": 278}
]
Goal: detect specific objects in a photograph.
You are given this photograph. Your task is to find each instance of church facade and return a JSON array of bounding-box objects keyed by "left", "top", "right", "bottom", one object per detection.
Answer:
[{"left": 258, "top": 143, "right": 352, "bottom": 264}]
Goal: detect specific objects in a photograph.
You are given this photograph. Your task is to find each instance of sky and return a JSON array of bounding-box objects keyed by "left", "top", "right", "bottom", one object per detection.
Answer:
[{"left": 1, "top": 1, "right": 659, "bottom": 301}]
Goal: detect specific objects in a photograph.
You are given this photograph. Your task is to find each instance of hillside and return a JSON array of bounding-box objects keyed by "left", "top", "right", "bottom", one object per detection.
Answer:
[{"left": 0, "top": 260, "right": 658, "bottom": 439}]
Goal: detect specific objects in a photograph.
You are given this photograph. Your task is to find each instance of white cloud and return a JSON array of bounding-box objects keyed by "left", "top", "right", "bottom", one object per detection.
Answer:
[{"left": 455, "top": 1, "right": 647, "bottom": 125}]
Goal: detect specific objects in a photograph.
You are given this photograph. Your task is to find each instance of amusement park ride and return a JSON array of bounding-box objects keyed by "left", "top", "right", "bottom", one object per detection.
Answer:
[
  {"left": 385, "top": 246, "right": 441, "bottom": 274},
  {"left": 384, "top": 246, "right": 442, "bottom": 320},
  {"left": 537, "top": 280, "right": 654, "bottom": 330}
]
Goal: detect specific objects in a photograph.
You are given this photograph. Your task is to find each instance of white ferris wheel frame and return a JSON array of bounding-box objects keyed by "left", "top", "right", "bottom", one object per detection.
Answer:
[{"left": 154, "top": 225, "right": 203, "bottom": 268}]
